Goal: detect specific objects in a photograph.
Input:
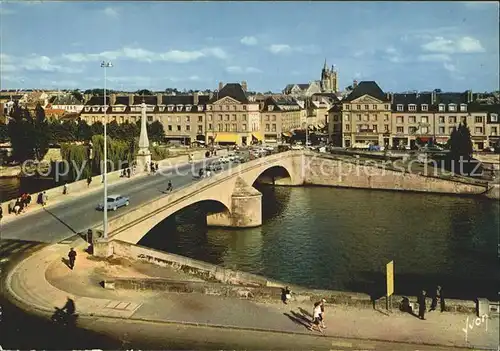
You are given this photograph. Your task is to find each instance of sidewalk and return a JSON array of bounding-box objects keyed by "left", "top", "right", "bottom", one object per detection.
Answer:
[
  {"left": 5, "top": 240, "right": 499, "bottom": 350},
  {"left": 1, "top": 153, "right": 222, "bottom": 225}
]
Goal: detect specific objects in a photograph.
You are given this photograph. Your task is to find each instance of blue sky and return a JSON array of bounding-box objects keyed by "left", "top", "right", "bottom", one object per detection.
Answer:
[{"left": 1, "top": 1, "right": 498, "bottom": 93}]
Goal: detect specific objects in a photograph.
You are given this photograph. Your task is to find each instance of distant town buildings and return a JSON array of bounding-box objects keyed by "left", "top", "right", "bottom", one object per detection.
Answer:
[{"left": 1, "top": 60, "right": 499, "bottom": 150}]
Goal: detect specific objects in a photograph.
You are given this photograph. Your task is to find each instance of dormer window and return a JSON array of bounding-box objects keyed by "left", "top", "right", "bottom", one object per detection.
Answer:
[
  {"left": 438, "top": 104, "right": 445, "bottom": 112},
  {"left": 460, "top": 104, "right": 467, "bottom": 112},
  {"left": 186, "top": 105, "right": 192, "bottom": 112},
  {"left": 421, "top": 104, "right": 428, "bottom": 111},
  {"left": 207, "top": 105, "right": 212, "bottom": 111},
  {"left": 176, "top": 105, "right": 183, "bottom": 112},
  {"left": 491, "top": 113, "right": 498, "bottom": 122},
  {"left": 159, "top": 106, "right": 165, "bottom": 112},
  {"left": 408, "top": 104, "right": 416, "bottom": 112},
  {"left": 397, "top": 104, "right": 404, "bottom": 112},
  {"left": 197, "top": 105, "right": 204, "bottom": 111},
  {"left": 167, "top": 105, "right": 174, "bottom": 112},
  {"left": 268, "top": 105, "right": 274, "bottom": 111},
  {"left": 92, "top": 106, "right": 99, "bottom": 112},
  {"left": 85, "top": 107, "right": 90, "bottom": 112},
  {"left": 449, "top": 104, "right": 456, "bottom": 112}
]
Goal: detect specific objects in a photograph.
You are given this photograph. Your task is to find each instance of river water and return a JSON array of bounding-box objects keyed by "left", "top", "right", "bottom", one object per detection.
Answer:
[
  {"left": 0, "top": 177, "right": 56, "bottom": 202},
  {"left": 138, "top": 185, "right": 500, "bottom": 301}
]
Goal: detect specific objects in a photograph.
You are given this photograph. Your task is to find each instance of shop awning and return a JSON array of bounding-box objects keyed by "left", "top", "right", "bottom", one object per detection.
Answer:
[
  {"left": 215, "top": 133, "right": 238, "bottom": 143},
  {"left": 252, "top": 132, "right": 263, "bottom": 141},
  {"left": 282, "top": 132, "right": 292, "bottom": 137}
]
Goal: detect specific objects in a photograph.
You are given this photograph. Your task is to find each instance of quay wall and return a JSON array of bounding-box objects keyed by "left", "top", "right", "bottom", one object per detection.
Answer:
[{"left": 108, "top": 240, "right": 479, "bottom": 315}]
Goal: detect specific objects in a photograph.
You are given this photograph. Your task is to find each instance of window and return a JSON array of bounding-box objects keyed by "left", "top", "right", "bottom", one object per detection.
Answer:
[
  {"left": 177, "top": 125, "right": 181, "bottom": 131},
  {"left": 409, "top": 116, "right": 416, "bottom": 123},
  {"left": 421, "top": 116, "right": 428, "bottom": 124},
  {"left": 372, "top": 105, "right": 377, "bottom": 110},
  {"left": 242, "top": 114, "right": 247, "bottom": 120},
  {"left": 460, "top": 104, "right": 467, "bottom": 112},
  {"left": 186, "top": 106, "right": 192, "bottom": 112},
  {"left": 421, "top": 126, "right": 429, "bottom": 134},
  {"left": 409, "top": 104, "right": 416, "bottom": 112},
  {"left": 243, "top": 105, "right": 247, "bottom": 110},
  {"left": 461, "top": 116, "right": 467, "bottom": 123},
  {"left": 207, "top": 105, "right": 212, "bottom": 111},
  {"left": 356, "top": 114, "right": 361, "bottom": 121},
  {"left": 409, "top": 127, "right": 417, "bottom": 134},
  {"left": 242, "top": 124, "right": 247, "bottom": 131},
  {"left": 372, "top": 125, "right": 377, "bottom": 132},
  {"left": 356, "top": 105, "right": 361, "bottom": 110},
  {"left": 198, "top": 116, "right": 203, "bottom": 122},
  {"left": 232, "top": 114, "right": 237, "bottom": 121},
  {"left": 272, "top": 115, "right": 276, "bottom": 121},
  {"left": 333, "top": 115, "right": 339, "bottom": 122},
  {"left": 218, "top": 114, "right": 222, "bottom": 121},
  {"left": 344, "top": 104, "right": 350, "bottom": 110},
  {"left": 439, "top": 127, "right": 445, "bottom": 134},
  {"left": 438, "top": 104, "right": 445, "bottom": 112},
  {"left": 475, "top": 127, "right": 483, "bottom": 134},
  {"left": 186, "top": 116, "right": 190, "bottom": 122},
  {"left": 397, "top": 127, "right": 404, "bottom": 133},
  {"left": 449, "top": 126, "right": 456, "bottom": 134},
  {"left": 396, "top": 116, "right": 404, "bottom": 124},
  {"left": 232, "top": 124, "right": 237, "bottom": 131},
  {"left": 198, "top": 125, "right": 202, "bottom": 133},
  {"left": 176, "top": 116, "right": 181, "bottom": 123},
  {"left": 197, "top": 105, "right": 204, "bottom": 111},
  {"left": 344, "top": 114, "right": 350, "bottom": 121},
  {"left": 371, "top": 115, "right": 377, "bottom": 122},
  {"left": 384, "top": 124, "right": 389, "bottom": 132},
  {"left": 176, "top": 105, "right": 182, "bottom": 112},
  {"left": 271, "top": 124, "right": 276, "bottom": 132},
  {"left": 397, "top": 104, "right": 404, "bottom": 111},
  {"left": 364, "top": 105, "right": 369, "bottom": 110},
  {"left": 363, "top": 114, "right": 369, "bottom": 122},
  {"left": 345, "top": 124, "right": 350, "bottom": 131},
  {"left": 421, "top": 104, "right": 428, "bottom": 111},
  {"left": 147, "top": 116, "right": 153, "bottom": 122},
  {"left": 218, "top": 124, "right": 222, "bottom": 132},
  {"left": 208, "top": 123, "right": 212, "bottom": 130},
  {"left": 265, "top": 115, "right": 269, "bottom": 121},
  {"left": 224, "top": 123, "right": 229, "bottom": 131},
  {"left": 265, "top": 124, "right": 270, "bottom": 132},
  {"left": 268, "top": 105, "right": 274, "bottom": 111},
  {"left": 448, "top": 116, "right": 456, "bottom": 124},
  {"left": 475, "top": 116, "right": 483, "bottom": 123},
  {"left": 384, "top": 104, "right": 389, "bottom": 110},
  {"left": 168, "top": 125, "right": 172, "bottom": 131},
  {"left": 384, "top": 114, "right": 389, "bottom": 121},
  {"left": 186, "top": 125, "right": 190, "bottom": 131},
  {"left": 449, "top": 104, "right": 456, "bottom": 112},
  {"left": 167, "top": 106, "right": 174, "bottom": 112},
  {"left": 439, "top": 116, "right": 445, "bottom": 123},
  {"left": 492, "top": 127, "right": 498, "bottom": 135},
  {"left": 491, "top": 114, "right": 498, "bottom": 122}
]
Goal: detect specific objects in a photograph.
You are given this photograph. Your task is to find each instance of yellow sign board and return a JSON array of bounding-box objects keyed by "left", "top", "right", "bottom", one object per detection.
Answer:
[{"left": 386, "top": 260, "right": 394, "bottom": 297}]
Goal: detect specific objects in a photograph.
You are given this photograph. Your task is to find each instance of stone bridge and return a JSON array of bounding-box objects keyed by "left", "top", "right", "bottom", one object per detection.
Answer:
[{"left": 97, "top": 151, "right": 305, "bottom": 246}]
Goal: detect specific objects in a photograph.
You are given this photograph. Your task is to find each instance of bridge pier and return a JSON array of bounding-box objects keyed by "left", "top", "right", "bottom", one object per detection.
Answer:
[{"left": 207, "top": 177, "right": 262, "bottom": 228}]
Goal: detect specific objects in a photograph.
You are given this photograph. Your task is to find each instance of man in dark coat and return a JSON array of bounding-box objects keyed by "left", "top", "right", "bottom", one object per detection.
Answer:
[
  {"left": 418, "top": 290, "right": 427, "bottom": 320},
  {"left": 68, "top": 248, "right": 77, "bottom": 270},
  {"left": 430, "top": 285, "right": 445, "bottom": 312}
]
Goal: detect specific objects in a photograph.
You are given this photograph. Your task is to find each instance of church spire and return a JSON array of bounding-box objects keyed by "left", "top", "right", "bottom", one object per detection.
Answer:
[{"left": 323, "top": 58, "right": 328, "bottom": 70}]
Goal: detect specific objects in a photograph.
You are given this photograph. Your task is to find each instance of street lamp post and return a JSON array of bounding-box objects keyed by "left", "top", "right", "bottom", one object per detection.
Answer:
[{"left": 101, "top": 61, "right": 113, "bottom": 239}]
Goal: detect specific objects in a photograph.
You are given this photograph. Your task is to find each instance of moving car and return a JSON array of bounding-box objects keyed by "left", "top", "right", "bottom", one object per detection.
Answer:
[
  {"left": 219, "top": 156, "right": 230, "bottom": 164},
  {"left": 97, "top": 194, "right": 130, "bottom": 211}
]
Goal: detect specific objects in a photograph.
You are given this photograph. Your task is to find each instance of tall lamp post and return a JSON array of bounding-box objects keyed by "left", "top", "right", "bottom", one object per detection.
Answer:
[
  {"left": 303, "top": 122, "right": 309, "bottom": 146},
  {"left": 101, "top": 61, "right": 113, "bottom": 239}
]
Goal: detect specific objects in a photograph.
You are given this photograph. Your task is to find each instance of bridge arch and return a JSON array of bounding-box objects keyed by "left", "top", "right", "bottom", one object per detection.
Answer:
[{"left": 251, "top": 165, "right": 293, "bottom": 186}]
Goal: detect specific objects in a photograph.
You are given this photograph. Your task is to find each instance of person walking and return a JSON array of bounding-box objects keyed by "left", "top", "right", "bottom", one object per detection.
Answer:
[
  {"left": 0, "top": 206, "right": 3, "bottom": 221},
  {"left": 319, "top": 298, "right": 327, "bottom": 328},
  {"left": 308, "top": 301, "right": 324, "bottom": 333},
  {"left": 63, "top": 183, "right": 68, "bottom": 195},
  {"left": 42, "top": 192, "right": 48, "bottom": 206},
  {"left": 68, "top": 248, "right": 77, "bottom": 270},
  {"left": 166, "top": 180, "right": 173, "bottom": 193},
  {"left": 8, "top": 199, "right": 15, "bottom": 214},
  {"left": 418, "top": 290, "right": 427, "bottom": 320},
  {"left": 26, "top": 194, "right": 32, "bottom": 207},
  {"left": 87, "top": 175, "right": 92, "bottom": 187},
  {"left": 430, "top": 285, "right": 445, "bottom": 312}
]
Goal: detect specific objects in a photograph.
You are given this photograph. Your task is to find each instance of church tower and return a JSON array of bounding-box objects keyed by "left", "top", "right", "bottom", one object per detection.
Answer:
[{"left": 320, "top": 59, "right": 338, "bottom": 93}]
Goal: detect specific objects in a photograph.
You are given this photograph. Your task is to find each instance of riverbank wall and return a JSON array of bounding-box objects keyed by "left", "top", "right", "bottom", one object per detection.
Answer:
[
  {"left": 104, "top": 240, "right": 481, "bottom": 315},
  {"left": 304, "top": 152, "right": 498, "bottom": 199},
  {"left": 0, "top": 149, "right": 220, "bottom": 208}
]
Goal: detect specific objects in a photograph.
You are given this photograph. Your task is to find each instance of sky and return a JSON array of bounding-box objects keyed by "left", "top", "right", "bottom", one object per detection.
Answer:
[{"left": 0, "top": 1, "right": 499, "bottom": 93}]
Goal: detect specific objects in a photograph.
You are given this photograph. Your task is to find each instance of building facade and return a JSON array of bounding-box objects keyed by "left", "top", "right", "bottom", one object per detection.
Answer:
[{"left": 260, "top": 96, "right": 302, "bottom": 142}]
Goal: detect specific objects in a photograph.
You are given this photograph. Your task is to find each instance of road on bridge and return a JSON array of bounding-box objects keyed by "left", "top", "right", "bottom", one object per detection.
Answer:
[{"left": 1, "top": 159, "right": 233, "bottom": 243}]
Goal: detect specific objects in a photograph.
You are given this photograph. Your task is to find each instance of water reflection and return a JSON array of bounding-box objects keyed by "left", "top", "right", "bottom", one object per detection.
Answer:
[{"left": 139, "top": 185, "right": 499, "bottom": 300}]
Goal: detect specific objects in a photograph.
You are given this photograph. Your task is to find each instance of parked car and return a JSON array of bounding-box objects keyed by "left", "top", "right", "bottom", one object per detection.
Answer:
[
  {"left": 219, "top": 156, "right": 230, "bottom": 164},
  {"left": 208, "top": 161, "right": 223, "bottom": 171},
  {"left": 97, "top": 194, "right": 130, "bottom": 211}
]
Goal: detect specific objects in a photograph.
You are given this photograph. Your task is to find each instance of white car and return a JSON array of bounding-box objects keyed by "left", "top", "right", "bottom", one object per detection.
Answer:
[
  {"left": 219, "top": 156, "right": 230, "bottom": 163},
  {"left": 291, "top": 145, "right": 304, "bottom": 150}
]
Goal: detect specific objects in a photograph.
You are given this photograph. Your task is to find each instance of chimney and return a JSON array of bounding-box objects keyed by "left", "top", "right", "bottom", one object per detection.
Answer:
[
  {"left": 218, "top": 82, "right": 224, "bottom": 91},
  {"left": 467, "top": 89, "right": 473, "bottom": 103},
  {"left": 431, "top": 90, "right": 436, "bottom": 105},
  {"left": 241, "top": 81, "right": 247, "bottom": 92},
  {"left": 193, "top": 92, "right": 199, "bottom": 105},
  {"left": 129, "top": 94, "right": 134, "bottom": 105},
  {"left": 110, "top": 93, "right": 117, "bottom": 105},
  {"left": 353, "top": 79, "right": 358, "bottom": 88},
  {"left": 157, "top": 93, "right": 162, "bottom": 105}
]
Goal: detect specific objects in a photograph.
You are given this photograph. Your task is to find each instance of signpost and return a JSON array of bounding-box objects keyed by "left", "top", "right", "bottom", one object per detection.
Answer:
[{"left": 386, "top": 260, "right": 394, "bottom": 311}]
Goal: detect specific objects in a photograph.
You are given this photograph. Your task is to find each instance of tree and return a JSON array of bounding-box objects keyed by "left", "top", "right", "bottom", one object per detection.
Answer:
[
  {"left": 33, "top": 103, "right": 50, "bottom": 160},
  {"left": 7, "top": 103, "right": 36, "bottom": 163},
  {"left": 148, "top": 120, "right": 165, "bottom": 143},
  {"left": 50, "top": 120, "right": 77, "bottom": 143},
  {"left": 136, "top": 89, "right": 152, "bottom": 96},
  {"left": 449, "top": 122, "right": 473, "bottom": 160},
  {"left": 91, "top": 121, "right": 104, "bottom": 136},
  {"left": 71, "top": 90, "right": 84, "bottom": 102},
  {"left": 75, "top": 119, "right": 92, "bottom": 141}
]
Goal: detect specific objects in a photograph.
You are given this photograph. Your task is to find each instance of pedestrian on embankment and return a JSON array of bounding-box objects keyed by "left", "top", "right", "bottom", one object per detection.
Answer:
[
  {"left": 308, "top": 301, "right": 324, "bottom": 333},
  {"left": 418, "top": 290, "right": 427, "bottom": 320},
  {"left": 8, "top": 199, "right": 15, "bottom": 214},
  {"left": 318, "top": 298, "right": 327, "bottom": 328},
  {"left": 68, "top": 248, "right": 77, "bottom": 270},
  {"left": 87, "top": 175, "right": 92, "bottom": 187},
  {"left": 430, "top": 285, "right": 445, "bottom": 312},
  {"left": 42, "top": 191, "right": 48, "bottom": 206},
  {"left": 63, "top": 183, "right": 68, "bottom": 195},
  {"left": 0, "top": 206, "right": 3, "bottom": 221}
]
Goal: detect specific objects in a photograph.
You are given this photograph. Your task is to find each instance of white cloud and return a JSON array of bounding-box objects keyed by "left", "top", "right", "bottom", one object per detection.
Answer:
[
  {"left": 1, "top": 53, "right": 82, "bottom": 73},
  {"left": 385, "top": 47, "right": 398, "bottom": 55},
  {"left": 463, "top": 1, "right": 499, "bottom": 9},
  {"left": 417, "top": 54, "right": 451, "bottom": 62},
  {"left": 103, "top": 7, "right": 118, "bottom": 18},
  {"left": 443, "top": 62, "right": 457, "bottom": 72},
  {"left": 0, "top": 7, "right": 16, "bottom": 15},
  {"left": 62, "top": 46, "right": 227, "bottom": 63},
  {"left": 240, "top": 36, "right": 258, "bottom": 46},
  {"left": 268, "top": 44, "right": 318, "bottom": 55},
  {"left": 188, "top": 75, "right": 200, "bottom": 81},
  {"left": 226, "top": 66, "right": 262, "bottom": 74},
  {"left": 421, "top": 36, "right": 485, "bottom": 54}
]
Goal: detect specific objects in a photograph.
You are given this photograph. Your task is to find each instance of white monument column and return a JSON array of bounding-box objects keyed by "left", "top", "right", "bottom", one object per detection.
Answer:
[{"left": 136, "top": 101, "right": 151, "bottom": 172}]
